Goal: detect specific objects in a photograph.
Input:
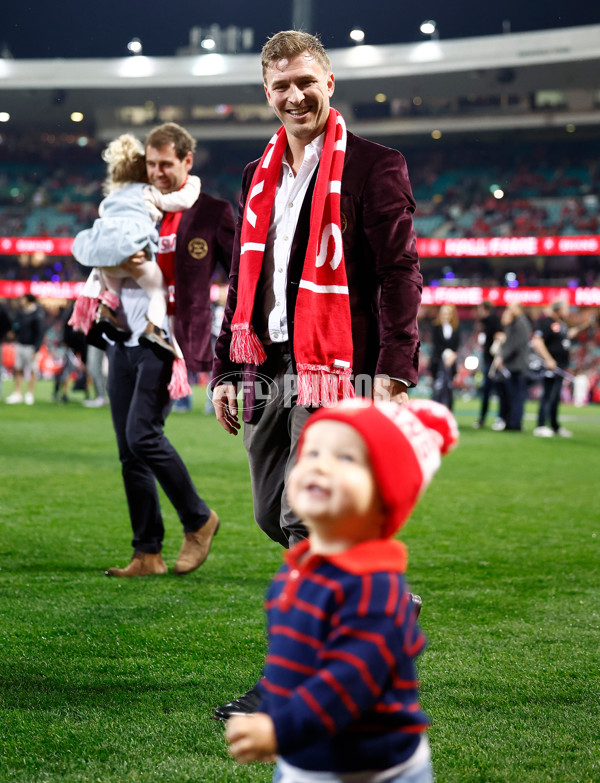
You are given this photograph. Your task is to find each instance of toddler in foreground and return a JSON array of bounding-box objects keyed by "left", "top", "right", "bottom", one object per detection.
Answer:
[{"left": 226, "top": 398, "right": 458, "bottom": 783}]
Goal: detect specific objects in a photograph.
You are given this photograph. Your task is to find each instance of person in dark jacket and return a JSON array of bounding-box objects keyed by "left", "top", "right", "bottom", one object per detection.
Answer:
[
  {"left": 473, "top": 300, "right": 504, "bottom": 428},
  {"left": 0, "top": 301, "right": 10, "bottom": 342},
  {"left": 5, "top": 294, "right": 46, "bottom": 406},
  {"left": 429, "top": 304, "right": 460, "bottom": 411},
  {"left": 0, "top": 299, "right": 12, "bottom": 400},
  {"left": 531, "top": 300, "right": 591, "bottom": 438},
  {"left": 494, "top": 302, "right": 531, "bottom": 431}
]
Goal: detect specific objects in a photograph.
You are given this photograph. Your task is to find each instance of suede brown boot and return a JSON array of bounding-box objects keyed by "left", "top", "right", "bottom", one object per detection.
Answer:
[
  {"left": 174, "top": 510, "right": 220, "bottom": 575},
  {"left": 105, "top": 552, "right": 167, "bottom": 577}
]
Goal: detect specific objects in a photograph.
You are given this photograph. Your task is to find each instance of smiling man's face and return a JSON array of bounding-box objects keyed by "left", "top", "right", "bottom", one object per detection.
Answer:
[{"left": 264, "top": 51, "right": 335, "bottom": 146}]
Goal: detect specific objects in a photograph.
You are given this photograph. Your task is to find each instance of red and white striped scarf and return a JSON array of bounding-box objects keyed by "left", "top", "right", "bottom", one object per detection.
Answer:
[
  {"left": 156, "top": 209, "right": 191, "bottom": 400},
  {"left": 230, "top": 108, "right": 354, "bottom": 407},
  {"left": 157, "top": 210, "right": 182, "bottom": 316}
]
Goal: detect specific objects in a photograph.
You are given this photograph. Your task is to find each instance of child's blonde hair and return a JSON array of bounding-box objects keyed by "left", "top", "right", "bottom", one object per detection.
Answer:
[{"left": 102, "top": 134, "right": 147, "bottom": 195}]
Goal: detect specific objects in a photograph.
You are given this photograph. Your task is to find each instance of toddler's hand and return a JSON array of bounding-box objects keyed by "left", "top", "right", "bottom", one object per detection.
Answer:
[{"left": 225, "top": 713, "right": 277, "bottom": 763}]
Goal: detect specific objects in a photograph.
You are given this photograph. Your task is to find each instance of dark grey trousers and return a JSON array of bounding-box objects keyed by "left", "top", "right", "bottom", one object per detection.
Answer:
[{"left": 243, "top": 352, "right": 311, "bottom": 548}]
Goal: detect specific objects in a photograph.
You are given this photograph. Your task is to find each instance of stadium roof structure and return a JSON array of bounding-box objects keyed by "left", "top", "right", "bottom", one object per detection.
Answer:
[{"left": 1, "top": 24, "right": 599, "bottom": 140}]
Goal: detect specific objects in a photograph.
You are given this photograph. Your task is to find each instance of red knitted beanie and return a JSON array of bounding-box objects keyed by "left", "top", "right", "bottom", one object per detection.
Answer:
[{"left": 298, "top": 398, "right": 459, "bottom": 537}]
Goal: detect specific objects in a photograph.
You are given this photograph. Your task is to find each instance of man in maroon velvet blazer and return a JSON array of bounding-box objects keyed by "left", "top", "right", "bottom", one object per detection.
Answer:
[
  {"left": 214, "top": 130, "right": 421, "bottom": 385},
  {"left": 211, "top": 30, "right": 421, "bottom": 718},
  {"left": 213, "top": 30, "right": 421, "bottom": 536}
]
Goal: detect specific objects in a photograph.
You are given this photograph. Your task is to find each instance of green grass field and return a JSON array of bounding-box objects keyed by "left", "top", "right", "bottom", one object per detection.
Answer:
[{"left": 1, "top": 381, "right": 599, "bottom": 782}]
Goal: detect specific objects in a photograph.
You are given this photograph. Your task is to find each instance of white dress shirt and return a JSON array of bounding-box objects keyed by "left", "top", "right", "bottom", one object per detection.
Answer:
[{"left": 264, "top": 133, "right": 324, "bottom": 343}]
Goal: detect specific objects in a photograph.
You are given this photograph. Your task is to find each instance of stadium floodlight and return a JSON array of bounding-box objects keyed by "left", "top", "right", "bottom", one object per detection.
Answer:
[
  {"left": 127, "top": 37, "right": 143, "bottom": 55},
  {"left": 420, "top": 20, "right": 438, "bottom": 38},
  {"left": 201, "top": 36, "right": 216, "bottom": 50},
  {"left": 349, "top": 27, "right": 365, "bottom": 44}
]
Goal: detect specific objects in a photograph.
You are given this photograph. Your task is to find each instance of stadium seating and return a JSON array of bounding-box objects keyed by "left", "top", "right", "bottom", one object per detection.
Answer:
[{"left": 0, "top": 133, "right": 599, "bottom": 288}]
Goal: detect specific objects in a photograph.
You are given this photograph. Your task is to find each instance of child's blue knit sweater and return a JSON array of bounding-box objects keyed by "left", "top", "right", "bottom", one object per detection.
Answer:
[{"left": 258, "top": 537, "right": 429, "bottom": 774}]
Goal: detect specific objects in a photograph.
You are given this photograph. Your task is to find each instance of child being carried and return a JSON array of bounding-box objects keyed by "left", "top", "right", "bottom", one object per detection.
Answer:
[{"left": 70, "top": 133, "right": 200, "bottom": 361}]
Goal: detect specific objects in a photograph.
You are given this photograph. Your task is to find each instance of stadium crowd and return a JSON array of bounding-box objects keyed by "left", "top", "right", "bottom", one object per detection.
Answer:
[
  {"left": 1, "top": 133, "right": 599, "bottom": 285},
  {"left": 1, "top": 130, "right": 599, "bottom": 407},
  {"left": 2, "top": 295, "right": 599, "bottom": 410}
]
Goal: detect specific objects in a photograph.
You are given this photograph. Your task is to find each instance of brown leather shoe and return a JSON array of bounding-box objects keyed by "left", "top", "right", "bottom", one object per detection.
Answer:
[
  {"left": 174, "top": 510, "right": 220, "bottom": 575},
  {"left": 105, "top": 552, "right": 168, "bottom": 577},
  {"left": 138, "top": 322, "right": 176, "bottom": 361}
]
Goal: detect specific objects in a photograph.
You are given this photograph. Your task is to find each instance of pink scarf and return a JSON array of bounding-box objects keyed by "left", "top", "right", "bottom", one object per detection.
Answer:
[{"left": 230, "top": 108, "right": 354, "bottom": 407}]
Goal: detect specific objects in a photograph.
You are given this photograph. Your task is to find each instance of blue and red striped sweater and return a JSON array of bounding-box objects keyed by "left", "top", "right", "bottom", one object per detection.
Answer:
[{"left": 258, "top": 537, "right": 429, "bottom": 774}]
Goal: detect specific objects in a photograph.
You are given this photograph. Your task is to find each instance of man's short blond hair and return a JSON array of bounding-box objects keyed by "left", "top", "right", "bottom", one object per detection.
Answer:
[
  {"left": 145, "top": 122, "right": 196, "bottom": 160},
  {"left": 261, "top": 30, "right": 332, "bottom": 82}
]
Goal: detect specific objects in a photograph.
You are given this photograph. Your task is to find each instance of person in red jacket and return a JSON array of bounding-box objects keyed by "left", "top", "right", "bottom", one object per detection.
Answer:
[{"left": 226, "top": 398, "right": 458, "bottom": 783}]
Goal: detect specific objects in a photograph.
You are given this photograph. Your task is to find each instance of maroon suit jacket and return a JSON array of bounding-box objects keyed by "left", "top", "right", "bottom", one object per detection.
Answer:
[
  {"left": 212, "top": 131, "right": 422, "bottom": 421},
  {"left": 174, "top": 192, "right": 234, "bottom": 372}
]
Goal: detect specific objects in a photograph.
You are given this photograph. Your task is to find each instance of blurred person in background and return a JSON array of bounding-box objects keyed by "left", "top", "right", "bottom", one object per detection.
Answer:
[
  {"left": 0, "top": 299, "right": 11, "bottom": 400},
  {"left": 430, "top": 304, "right": 459, "bottom": 411},
  {"left": 5, "top": 293, "right": 46, "bottom": 405},
  {"left": 531, "top": 300, "right": 592, "bottom": 438},
  {"left": 493, "top": 303, "right": 531, "bottom": 432},
  {"left": 53, "top": 304, "right": 88, "bottom": 404},
  {"left": 473, "top": 300, "right": 504, "bottom": 429},
  {"left": 487, "top": 329, "right": 511, "bottom": 431},
  {"left": 83, "top": 342, "right": 108, "bottom": 408}
]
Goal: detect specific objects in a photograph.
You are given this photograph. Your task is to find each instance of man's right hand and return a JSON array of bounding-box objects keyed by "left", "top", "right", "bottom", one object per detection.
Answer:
[
  {"left": 128, "top": 250, "right": 147, "bottom": 266},
  {"left": 213, "top": 383, "right": 241, "bottom": 435}
]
